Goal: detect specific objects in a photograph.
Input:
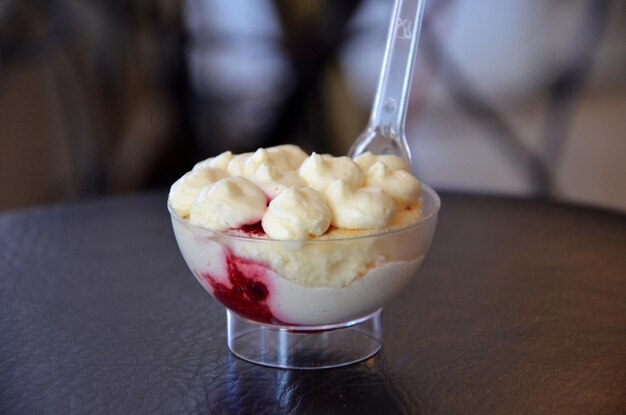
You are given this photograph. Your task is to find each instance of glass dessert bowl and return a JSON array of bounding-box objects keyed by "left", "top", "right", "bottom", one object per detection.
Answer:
[{"left": 169, "top": 184, "right": 440, "bottom": 369}]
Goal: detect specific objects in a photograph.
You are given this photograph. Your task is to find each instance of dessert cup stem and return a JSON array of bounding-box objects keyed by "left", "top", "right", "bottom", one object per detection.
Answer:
[{"left": 226, "top": 309, "right": 383, "bottom": 369}]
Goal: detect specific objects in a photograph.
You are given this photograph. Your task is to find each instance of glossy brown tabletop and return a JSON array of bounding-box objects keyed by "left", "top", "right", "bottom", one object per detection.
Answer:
[{"left": 1, "top": 192, "right": 624, "bottom": 414}]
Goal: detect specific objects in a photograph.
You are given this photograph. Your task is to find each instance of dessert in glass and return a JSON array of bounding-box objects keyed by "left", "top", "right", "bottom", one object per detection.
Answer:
[{"left": 168, "top": 145, "right": 440, "bottom": 369}]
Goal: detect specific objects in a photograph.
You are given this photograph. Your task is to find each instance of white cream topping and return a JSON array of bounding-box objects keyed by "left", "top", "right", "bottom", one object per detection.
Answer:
[
  {"left": 193, "top": 151, "right": 233, "bottom": 171},
  {"left": 168, "top": 167, "right": 229, "bottom": 217},
  {"left": 262, "top": 187, "right": 331, "bottom": 240},
  {"left": 189, "top": 177, "right": 267, "bottom": 231},
  {"left": 252, "top": 163, "right": 307, "bottom": 199},
  {"left": 227, "top": 148, "right": 292, "bottom": 179},
  {"left": 298, "top": 153, "right": 365, "bottom": 194},
  {"left": 225, "top": 152, "right": 252, "bottom": 177},
  {"left": 366, "top": 161, "right": 421, "bottom": 209},
  {"left": 354, "top": 151, "right": 409, "bottom": 172},
  {"left": 324, "top": 180, "right": 395, "bottom": 229},
  {"left": 267, "top": 144, "right": 308, "bottom": 168},
  {"left": 168, "top": 145, "right": 425, "bottom": 239}
]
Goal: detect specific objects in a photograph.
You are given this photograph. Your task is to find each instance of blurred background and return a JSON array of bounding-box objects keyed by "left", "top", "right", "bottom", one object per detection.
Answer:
[{"left": 0, "top": 0, "right": 624, "bottom": 213}]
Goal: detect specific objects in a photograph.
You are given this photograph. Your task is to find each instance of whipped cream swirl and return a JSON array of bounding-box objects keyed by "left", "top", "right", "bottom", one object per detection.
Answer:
[
  {"left": 189, "top": 177, "right": 267, "bottom": 231},
  {"left": 227, "top": 148, "right": 292, "bottom": 179},
  {"left": 354, "top": 151, "right": 409, "bottom": 172},
  {"left": 298, "top": 153, "right": 365, "bottom": 194},
  {"left": 366, "top": 161, "right": 421, "bottom": 209},
  {"left": 193, "top": 151, "right": 233, "bottom": 171},
  {"left": 168, "top": 167, "right": 229, "bottom": 217},
  {"left": 262, "top": 187, "right": 331, "bottom": 240},
  {"left": 267, "top": 144, "right": 308, "bottom": 169},
  {"left": 169, "top": 145, "right": 423, "bottom": 239},
  {"left": 252, "top": 163, "right": 307, "bottom": 199},
  {"left": 324, "top": 180, "right": 395, "bottom": 229}
]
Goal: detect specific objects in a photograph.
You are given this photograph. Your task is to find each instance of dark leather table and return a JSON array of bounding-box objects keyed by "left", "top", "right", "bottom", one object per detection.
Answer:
[{"left": 1, "top": 192, "right": 624, "bottom": 414}]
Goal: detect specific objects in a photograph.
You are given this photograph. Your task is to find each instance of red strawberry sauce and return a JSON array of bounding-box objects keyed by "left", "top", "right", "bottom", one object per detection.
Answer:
[
  {"left": 237, "top": 222, "right": 266, "bottom": 237},
  {"left": 200, "top": 250, "right": 288, "bottom": 325}
]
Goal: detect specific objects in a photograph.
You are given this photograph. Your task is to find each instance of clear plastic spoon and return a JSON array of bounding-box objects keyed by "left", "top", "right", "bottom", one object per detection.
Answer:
[{"left": 348, "top": 0, "right": 426, "bottom": 168}]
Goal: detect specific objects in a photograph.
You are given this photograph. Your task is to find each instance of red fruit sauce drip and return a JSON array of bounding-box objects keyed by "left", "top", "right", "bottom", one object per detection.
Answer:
[
  {"left": 201, "top": 252, "right": 286, "bottom": 325},
  {"left": 237, "top": 222, "right": 266, "bottom": 237}
]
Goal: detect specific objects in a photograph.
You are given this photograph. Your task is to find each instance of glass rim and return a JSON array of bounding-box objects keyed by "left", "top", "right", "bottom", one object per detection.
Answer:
[{"left": 168, "top": 182, "right": 440, "bottom": 243}]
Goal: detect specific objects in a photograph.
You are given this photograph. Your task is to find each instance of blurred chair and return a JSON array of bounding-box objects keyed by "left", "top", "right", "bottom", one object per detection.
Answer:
[
  {"left": 1, "top": 0, "right": 624, "bottom": 212},
  {"left": 341, "top": 0, "right": 626, "bottom": 211},
  {"left": 0, "top": 0, "right": 192, "bottom": 210}
]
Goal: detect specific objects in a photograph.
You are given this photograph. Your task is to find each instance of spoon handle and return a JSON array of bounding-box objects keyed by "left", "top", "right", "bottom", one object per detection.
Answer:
[
  {"left": 349, "top": 0, "right": 426, "bottom": 163},
  {"left": 371, "top": 0, "right": 425, "bottom": 136}
]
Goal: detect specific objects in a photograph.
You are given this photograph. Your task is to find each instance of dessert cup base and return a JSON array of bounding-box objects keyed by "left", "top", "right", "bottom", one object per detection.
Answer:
[{"left": 227, "top": 309, "right": 383, "bottom": 369}]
